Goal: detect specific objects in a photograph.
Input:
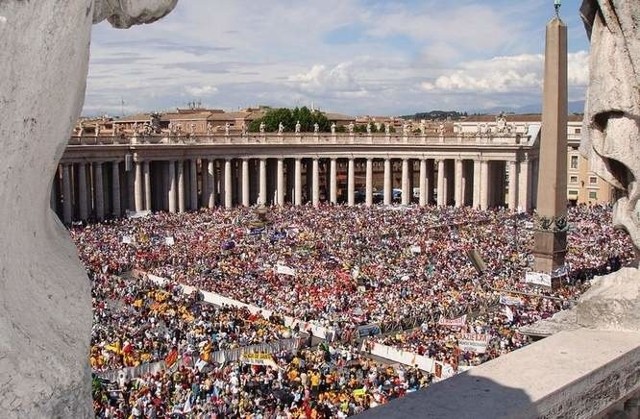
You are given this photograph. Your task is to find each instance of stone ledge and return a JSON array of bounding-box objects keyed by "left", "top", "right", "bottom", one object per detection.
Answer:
[{"left": 359, "top": 329, "right": 640, "bottom": 418}]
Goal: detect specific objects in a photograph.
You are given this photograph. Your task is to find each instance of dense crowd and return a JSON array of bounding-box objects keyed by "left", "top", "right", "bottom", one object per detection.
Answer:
[
  {"left": 91, "top": 274, "right": 293, "bottom": 372},
  {"left": 72, "top": 203, "right": 634, "bottom": 417}
]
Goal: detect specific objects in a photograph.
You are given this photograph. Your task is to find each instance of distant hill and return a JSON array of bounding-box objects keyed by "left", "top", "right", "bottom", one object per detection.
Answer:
[
  {"left": 473, "top": 100, "right": 585, "bottom": 115},
  {"left": 399, "top": 110, "right": 468, "bottom": 120}
]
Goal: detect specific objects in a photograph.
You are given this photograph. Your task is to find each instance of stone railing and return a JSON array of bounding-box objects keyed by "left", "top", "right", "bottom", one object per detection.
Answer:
[
  {"left": 360, "top": 328, "right": 640, "bottom": 418},
  {"left": 68, "top": 132, "right": 530, "bottom": 147}
]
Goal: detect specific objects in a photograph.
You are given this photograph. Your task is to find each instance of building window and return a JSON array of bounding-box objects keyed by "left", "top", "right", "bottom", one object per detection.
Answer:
[
  {"left": 570, "top": 176, "right": 578, "bottom": 183},
  {"left": 568, "top": 190, "right": 579, "bottom": 196},
  {"left": 574, "top": 128, "right": 581, "bottom": 134},
  {"left": 589, "top": 191, "right": 597, "bottom": 199},
  {"left": 589, "top": 176, "right": 598, "bottom": 184},
  {"left": 570, "top": 155, "right": 579, "bottom": 169}
]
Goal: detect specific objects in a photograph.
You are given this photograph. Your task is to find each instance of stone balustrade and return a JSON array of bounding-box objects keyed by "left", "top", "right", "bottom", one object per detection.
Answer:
[
  {"left": 360, "top": 329, "right": 640, "bottom": 418},
  {"left": 68, "top": 132, "right": 530, "bottom": 147}
]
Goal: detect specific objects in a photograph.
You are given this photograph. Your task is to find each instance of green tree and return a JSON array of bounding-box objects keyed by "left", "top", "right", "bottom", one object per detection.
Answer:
[{"left": 249, "top": 106, "right": 332, "bottom": 132}]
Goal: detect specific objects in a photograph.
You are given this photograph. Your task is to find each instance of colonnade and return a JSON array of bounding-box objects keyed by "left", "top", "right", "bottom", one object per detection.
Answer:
[{"left": 52, "top": 155, "right": 533, "bottom": 223}]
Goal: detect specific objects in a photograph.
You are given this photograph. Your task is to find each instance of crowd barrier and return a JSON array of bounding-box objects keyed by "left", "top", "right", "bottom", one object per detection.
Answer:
[
  {"left": 144, "top": 272, "right": 338, "bottom": 341},
  {"left": 362, "top": 341, "right": 436, "bottom": 372},
  {"left": 96, "top": 337, "right": 302, "bottom": 382}
]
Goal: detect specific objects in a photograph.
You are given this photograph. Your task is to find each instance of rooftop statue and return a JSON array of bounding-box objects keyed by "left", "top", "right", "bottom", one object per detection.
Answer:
[{"left": 0, "top": 1, "right": 177, "bottom": 417}]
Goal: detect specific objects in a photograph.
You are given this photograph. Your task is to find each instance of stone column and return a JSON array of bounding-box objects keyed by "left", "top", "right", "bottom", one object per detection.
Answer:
[
  {"left": 62, "top": 164, "right": 72, "bottom": 224},
  {"left": 454, "top": 159, "right": 463, "bottom": 207},
  {"left": 473, "top": 159, "right": 481, "bottom": 208},
  {"left": 177, "top": 160, "right": 185, "bottom": 212},
  {"left": 134, "top": 161, "right": 144, "bottom": 212},
  {"left": 241, "top": 159, "right": 250, "bottom": 206},
  {"left": 518, "top": 158, "right": 529, "bottom": 211},
  {"left": 419, "top": 159, "right": 427, "bottom": 206},
  {"left": 383, "top": 159, "right": 392, "bottom": 205},
  {"left": 365, "top": 159, "right": 373, "bottom": 206},
  {"left": 94, "top": 162, "right": 104, "bottom": 220},
  {"left": 190, "top": 159, "right": 198, "bottom": 210},
  {"left": 206, "top": 159, "right": 216, "bottom": 208},
  {"left": 277, "top": 158, "right": 285, "bottom": 206},
  {"left": 294, "top": 158, "right": 303, "bottom": 206},
  {"left": 78, "top": 162, "right": 88, "bottom": 220},
  {"left": 347, "top": 158, "right": 355, "bottom": 206},
  {"left": 111, "top": 161, "right": 120, "bottom": 217},
  {"left": 508, "top": 160, "right": 518, "bottom": 210},
  {"left": 437, "top": 159, "right": 445, "bottom": 207},
  {"left": 401, "top": 158, "right": 410, "bottom": 205},
  {"left": 311, "top": 158, "right": 320, "bottom": 206},
  {"left": 143, "top": 161, "right": 151, "bottom": 211},
  {"left": 258, "top": 158, "right": 267, "bottom": 205},
  {"left": 224, "top": 159, "right": 232, "bottom": 208},
  {"left": 329, "top": 158, "right": 337, "bottom": 204},
  {"left": 168, "top": 160, "right": 177, "bottom": 213},
  {"left": 480, "top": 160, "right": 489, "bottom": 210}
]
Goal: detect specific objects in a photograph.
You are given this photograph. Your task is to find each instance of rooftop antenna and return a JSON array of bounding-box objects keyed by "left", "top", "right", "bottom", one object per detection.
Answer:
[{"left": 554, "top": 0, "right": 561, "bottom": 18}]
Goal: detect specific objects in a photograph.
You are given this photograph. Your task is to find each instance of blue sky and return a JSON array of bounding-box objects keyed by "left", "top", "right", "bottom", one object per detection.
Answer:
[{"left": 84, "top": 0, "right": 590, "bottom": 117}]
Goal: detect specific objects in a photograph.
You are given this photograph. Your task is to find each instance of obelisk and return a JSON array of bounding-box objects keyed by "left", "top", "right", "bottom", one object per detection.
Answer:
[{"left": 533, "top": 4, "right": 568, "bottom": 277}]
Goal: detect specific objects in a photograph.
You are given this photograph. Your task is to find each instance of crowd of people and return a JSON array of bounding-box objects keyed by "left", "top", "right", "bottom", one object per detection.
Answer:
[{"left": 72, "top": 203, "right": 635, "bottom": 417}]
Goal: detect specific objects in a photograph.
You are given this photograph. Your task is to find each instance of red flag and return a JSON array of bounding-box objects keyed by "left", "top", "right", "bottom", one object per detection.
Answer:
[{"left": 165, "top": 348, "right": 178, "bottom": 367}]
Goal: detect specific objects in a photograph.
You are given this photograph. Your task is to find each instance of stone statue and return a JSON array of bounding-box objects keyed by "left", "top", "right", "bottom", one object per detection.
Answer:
[
  {"left": 259, "top": 121, "right": 266, "bottom": 134},
  {"left": 580, "top": 0, "right": 640, "bottom": 249},
  {"left": 348, "top": 122, "right": 355, "bottom": 134},
  {"left": 331, "top": 122, "right": 336, "bottom": 134},
  {"left": 523, "top": 0, "right": 640, "bottom": 336},
  {"left": 295, "top": 120, "right": 301, "bottom": 133},
  {"left": 313, "top": 122, "right": 319, "bottom": 134},
  {"left": 225, "top": 122, "right": 230, "bottom": 136},
  {"left": 420, "top": 120, "right": 426, "bottom": 135},
  {"left": 0, "top": 1, "right": 177, "bottom": 417},
  {"left": 496, "top": 114, "right": 507, "bottom": 132},
  {"left": 403, "top": 122, "right": 410, "bottom": 135},
  {"left": 278, "top": 121, "right": 285, "bottom": 134},
  {"left": 385, "top": 123, "right": 390, "bottom": 135},
  {"left": 366, "top": 123, "right": 372, "bottom": 134},
  {"left": 206, "top": 122, "right": 213, "bottom": 134}
]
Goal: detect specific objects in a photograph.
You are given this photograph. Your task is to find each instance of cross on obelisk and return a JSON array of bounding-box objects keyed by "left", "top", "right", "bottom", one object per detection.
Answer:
[{"left": 532, "top": 4, "right": 568, "bottom": 281}]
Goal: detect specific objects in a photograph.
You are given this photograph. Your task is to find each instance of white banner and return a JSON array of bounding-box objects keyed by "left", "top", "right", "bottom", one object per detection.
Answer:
[
  {"left": 125, "top": 210, "right": 151, "bottom": 219},
  {"left": 276, "top": 265, "right": 296, "bottom": 276},
  {"left": 165, "top": 236, "right": 175, "bottom": 246},
  {"left": 499, "top": 295, "right": 523, "bottom": 306},
  {"left": 458, "top": 333, "right": 491, "bottom": 354},
  {"left": 438, "top": 314, "right": 467, "bottom": 328},
  {"left": 121, "top": 235, "right": 132, "bottom": 244},
  {"left": 240, "top": 353, "right": 279, "bottom": 369},
  {"left": 524, "top": 271, "right": 552, "bottom": 287},
  {"left": 409, "top": 245, "right": 421, "bottom": 254}
]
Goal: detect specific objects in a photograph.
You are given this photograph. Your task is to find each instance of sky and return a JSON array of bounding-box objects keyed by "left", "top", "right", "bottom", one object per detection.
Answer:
[{"left": 84, "top": 0, "right": 591, "bottom": 117}]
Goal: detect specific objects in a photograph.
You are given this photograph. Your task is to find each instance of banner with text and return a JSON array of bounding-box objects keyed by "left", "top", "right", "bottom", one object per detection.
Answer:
[
  {"left": 437, "top": 314, "right": 467, "bottom": 328},
  {"left": 524, "top": 271, "right": 552, "bottom": 287},
  {"left": 458, "top": 333, "right": 492, "bottom": 354}
]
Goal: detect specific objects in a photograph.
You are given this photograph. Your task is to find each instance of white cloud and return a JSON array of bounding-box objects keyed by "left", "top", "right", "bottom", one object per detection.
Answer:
[
  {"left": 289, "top": 62, "right": 367, "bottom": 96},
  {"left": 421, "top": 51, "right": 589, "bottom": 93},
  {"left": 185, "top": 85, "right": 218, "bottom": 97}
]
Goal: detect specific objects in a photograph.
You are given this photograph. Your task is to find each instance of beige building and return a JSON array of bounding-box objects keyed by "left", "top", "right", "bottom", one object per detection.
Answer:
[
  {"left": 566, "top": 119, "right": 614, "bottom": 205},
  {"left": 459, "top": 114, "right": 614, "bottom": 206}
]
